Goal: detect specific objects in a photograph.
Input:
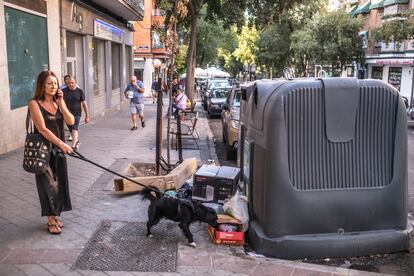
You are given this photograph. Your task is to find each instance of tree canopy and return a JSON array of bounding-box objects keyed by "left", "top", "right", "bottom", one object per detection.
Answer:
[
  {"left": 234, "top": 25, "right": 259, "bottom": 66},
  {"left": 195, "top": 18, "right": 221, "bottom": 67},
  {"left": 372, "top": 10, "right": 414, "bottom": 43},
  {"left": 255, "top": 22, "right": 291, "bottom": 75},
  {"left": 291, "top": 9, "right": 364, "bottom": 76}
]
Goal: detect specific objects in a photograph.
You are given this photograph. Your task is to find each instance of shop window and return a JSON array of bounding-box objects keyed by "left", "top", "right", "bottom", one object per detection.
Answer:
[
  {"left": 388, "top": 67, "right": 402, "bottom": 91},
  {"left": 111, "top": 43, "right": 121, "bottom": 89},
  {"left": 371, "top": 66, "right": 383, "bottom": 79},
  {"left": 5, "top": 7, "right": 49, "bottom": 109},
  {"left": 66, "top": 32, "right": 84, "bottom": 89},
  {"left": 125, "top": 46, "right": 133, "bottom": 83},
  {"left": 93, "top": 39, "right": 106, "bottom": 96}
]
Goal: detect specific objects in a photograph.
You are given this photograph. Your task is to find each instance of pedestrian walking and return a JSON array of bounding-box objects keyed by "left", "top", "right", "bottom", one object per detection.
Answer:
[
  {"left": 27, "top": 71, "right": 74, "bottom": 235},
  {"left": 62, "top": 76, "right": 90, "bottom": 150},
  {"left": 124, "top": 75, "right": 145, "bottom": 130},
  {"left": 151, "top": 80, "right": 158, "bottom": 104}
]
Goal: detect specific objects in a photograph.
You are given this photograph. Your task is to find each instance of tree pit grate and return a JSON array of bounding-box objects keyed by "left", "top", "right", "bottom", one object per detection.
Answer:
[{"left": 72, "top": 220, "right": 178, "bottom": 272}]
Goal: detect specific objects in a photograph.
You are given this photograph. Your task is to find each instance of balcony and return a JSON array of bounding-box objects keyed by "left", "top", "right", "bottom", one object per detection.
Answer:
[
  {"left": 383, "top": 0, "right": 409, "bottom": 17},
  {"left": 85, "top": 0, "right": 144, "bottom": 20},
  {"left": 381, "top": 41, "right": 405, "bottom": 52}
]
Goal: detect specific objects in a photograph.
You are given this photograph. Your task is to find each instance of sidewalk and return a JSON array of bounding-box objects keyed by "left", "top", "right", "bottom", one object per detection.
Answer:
[{"left": 0, "top": 99, "right": 381, "bottom": 276}]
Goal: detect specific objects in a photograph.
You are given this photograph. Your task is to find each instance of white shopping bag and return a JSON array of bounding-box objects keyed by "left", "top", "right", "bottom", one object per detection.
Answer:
[{"left": 223, "top": 189, "right": 249, "bottom": 231}]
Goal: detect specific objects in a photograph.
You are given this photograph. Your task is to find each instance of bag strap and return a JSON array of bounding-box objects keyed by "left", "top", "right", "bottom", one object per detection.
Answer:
[
  {"left": 26, "top": 100, "right": 43, "bottom": 134},
  {"left": 25, "top": 111, "right": 31, "bottom": 134}
]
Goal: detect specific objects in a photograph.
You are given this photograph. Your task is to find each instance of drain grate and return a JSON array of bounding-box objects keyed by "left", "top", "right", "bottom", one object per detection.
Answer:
[{"left": 72, "top": 220, "right": 178, "bottom": 272}]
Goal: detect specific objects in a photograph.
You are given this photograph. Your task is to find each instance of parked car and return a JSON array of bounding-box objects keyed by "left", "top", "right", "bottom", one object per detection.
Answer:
[
  {"left": 202, "top": 79, "right": 231, "bottom": 110},
  {"left": 221, "top": 87, "right": 241, "bottom": 160},
  {"left": 206, "top": 88, "right": 231, "bottom": 117},
  {"left": 402, "top": 95, "right": 408, "bottom": 109},
  {"left": 409, "top": 108, "right": 414, "bottom": 120}
]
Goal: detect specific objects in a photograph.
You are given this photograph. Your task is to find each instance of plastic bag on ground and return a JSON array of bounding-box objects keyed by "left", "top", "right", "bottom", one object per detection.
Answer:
[{"left": 223, "top": 189, "right": 249, "bottom": 231}]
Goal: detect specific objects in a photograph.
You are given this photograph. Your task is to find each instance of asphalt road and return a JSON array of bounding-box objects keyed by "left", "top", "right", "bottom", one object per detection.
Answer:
[{"left": 208, "top": 113, "right": 414, "bottom": 276}]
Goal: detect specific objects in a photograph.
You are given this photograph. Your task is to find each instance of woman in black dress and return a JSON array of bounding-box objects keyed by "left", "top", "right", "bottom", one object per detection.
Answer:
[{"left": 28, "top": 71, "right": 74, "bottom": 234}]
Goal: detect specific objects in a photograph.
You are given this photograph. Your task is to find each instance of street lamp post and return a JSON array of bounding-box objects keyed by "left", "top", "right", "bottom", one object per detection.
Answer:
[{"left": 153, "top": 58, "right": 162, "bottom": 175}]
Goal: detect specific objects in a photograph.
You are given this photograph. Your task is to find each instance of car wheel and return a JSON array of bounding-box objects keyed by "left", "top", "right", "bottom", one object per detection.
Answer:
[{"left": 225, "top": 143, "right": 236, "bottom": 160}]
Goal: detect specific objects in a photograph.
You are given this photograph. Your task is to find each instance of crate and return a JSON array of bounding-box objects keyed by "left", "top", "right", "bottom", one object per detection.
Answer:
[{"left": 208, "top": 214, "right": 244, "bottom": 245}]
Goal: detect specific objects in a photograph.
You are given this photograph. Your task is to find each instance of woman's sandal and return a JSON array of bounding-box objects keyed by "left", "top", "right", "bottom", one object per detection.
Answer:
[
  {"left": 54, "top": 218, "right": 64, "bottom": 228},
  {"left": 47, "top": 223, "right": 62, "bottom": 235}
]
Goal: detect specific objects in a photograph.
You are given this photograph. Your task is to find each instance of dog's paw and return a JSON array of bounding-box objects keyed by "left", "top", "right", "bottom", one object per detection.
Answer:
[
  {"left": 148, "top": 234, "right": 153, "bottom": 238},
  {"left": 189, "top": 242, "right": 197, "bottom": 247}
]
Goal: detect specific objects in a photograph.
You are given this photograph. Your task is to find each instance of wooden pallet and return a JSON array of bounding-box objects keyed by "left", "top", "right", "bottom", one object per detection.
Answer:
[{"left": 113, "top": 158, "right": 198, "bottom": 194}]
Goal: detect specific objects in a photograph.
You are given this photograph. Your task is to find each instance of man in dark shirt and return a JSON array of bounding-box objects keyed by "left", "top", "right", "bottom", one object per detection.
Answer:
[
  {"left": 63, "top": 76, "right": 90, "bottom": 149},
  {"left": 171, "top": 78, "right": 180, "bottom": 97}
]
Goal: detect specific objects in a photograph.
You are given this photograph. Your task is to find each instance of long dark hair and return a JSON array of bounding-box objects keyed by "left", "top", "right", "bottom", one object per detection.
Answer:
[{"left": 33, "top": 71, "right": 60, "bottom": 101}]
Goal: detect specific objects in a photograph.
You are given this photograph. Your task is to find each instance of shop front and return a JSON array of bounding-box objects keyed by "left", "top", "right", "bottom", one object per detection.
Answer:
[
  {"left": 60, "top": 0, "right": 135, "bottom": 118},
  {"left": 366, "top": 58, "right": 413, "bottom": 100}
]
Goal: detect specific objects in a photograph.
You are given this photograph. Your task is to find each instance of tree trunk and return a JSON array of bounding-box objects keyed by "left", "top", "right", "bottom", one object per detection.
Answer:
[
  {"left": 185, "top": 0, "right": 202, "bottom": 104},
  {"left": 166, "top": 0, "right": 179, "bottom": 165}
]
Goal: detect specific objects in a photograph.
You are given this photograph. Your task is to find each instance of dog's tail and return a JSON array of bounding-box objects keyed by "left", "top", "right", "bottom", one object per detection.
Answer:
[{"left": 140, "top": 186, "right": 162, "bottom": 202}]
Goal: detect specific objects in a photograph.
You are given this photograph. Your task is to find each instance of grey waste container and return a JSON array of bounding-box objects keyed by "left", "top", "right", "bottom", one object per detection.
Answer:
[{"left": 239, "top": 78, "right": 411, "bottom": 259}]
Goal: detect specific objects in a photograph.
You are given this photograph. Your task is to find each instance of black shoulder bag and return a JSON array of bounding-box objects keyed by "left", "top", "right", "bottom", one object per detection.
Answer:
[{"left": 23, "top": 109, "right": 51, "bottom": 174}]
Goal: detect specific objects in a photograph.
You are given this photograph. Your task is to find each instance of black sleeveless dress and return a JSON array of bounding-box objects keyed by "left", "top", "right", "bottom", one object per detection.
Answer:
[{"left": 34, "top": 101, "right": 72, "bottom": 216}]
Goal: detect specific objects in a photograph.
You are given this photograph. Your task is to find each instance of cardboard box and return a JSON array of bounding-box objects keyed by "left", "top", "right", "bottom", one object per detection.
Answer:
[
  {"left": 208, "top": 214, "right": 244, "bottom": 245},
  {"left": 192, "top": 165, "right": 240, "bottom": 203}
]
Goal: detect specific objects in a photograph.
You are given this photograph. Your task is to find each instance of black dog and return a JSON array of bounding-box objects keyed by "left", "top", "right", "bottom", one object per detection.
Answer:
[{"left": 141, "top": 187, "right": 217, "bottom": 247}]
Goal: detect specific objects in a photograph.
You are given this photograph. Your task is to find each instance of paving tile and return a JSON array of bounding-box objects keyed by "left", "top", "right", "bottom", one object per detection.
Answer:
[
  {"left": 1, "top": 249, "right": 46, "bottom": 264},
  {"left": 177, "top": 251, "right": 212, "bottom": 267},
  {"left": 291, "top": 267, "right": 333, "bottom": 276},
  {"left": 15, "top": 264, "right": 54, "bottom": 276},
  {"left": 0, "top": 264, "right": 26, "bottom": 276},
  {"left": 41, "top": 263, "right": 83, "bottom": 276},
  {"left": 177, "top": 265, "right": 247, "bottom": 275},
  {"left": 76, "top": 270, "right": 110, "bottom": 276},
  {"left": 211, "top": 255, "right": 259, "bottom": 274},
  {"left": 40, "top": 249, "right": 82, "bottom": 264},
  {"left": 250, "top": 262, "right": 295, "bottom": 276}
]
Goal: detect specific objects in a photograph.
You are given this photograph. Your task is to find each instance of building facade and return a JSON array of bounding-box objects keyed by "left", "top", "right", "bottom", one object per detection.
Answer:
[
  {"left": 0, "top": 0, "right": 143, "bottom": 155},
  {"left": 60, "top": 0, "right": 143, "bottom": 118},
  {"left": 133, "top": 0, "right": 170, "bottom": 96},
  {"left": 351, "top": 0, "right": 414, "bottom": 104}
]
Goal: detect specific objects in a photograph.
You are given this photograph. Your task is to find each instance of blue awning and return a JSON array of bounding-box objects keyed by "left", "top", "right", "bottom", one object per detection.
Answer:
[
  {"left": 348, "top": 4, "right": 359, "bottom": 14},
  {"left": 353, "top": 1, "right": 371, "bottom": 15}
]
